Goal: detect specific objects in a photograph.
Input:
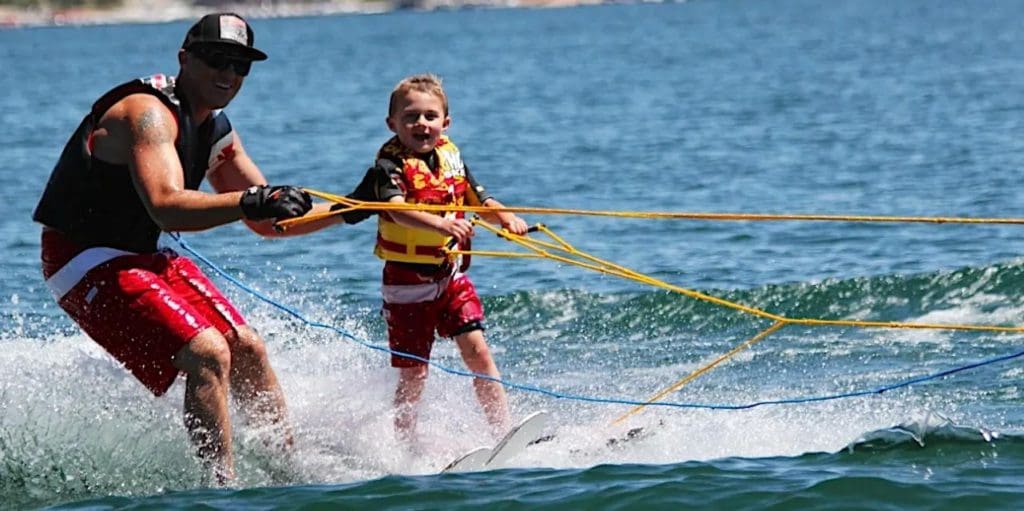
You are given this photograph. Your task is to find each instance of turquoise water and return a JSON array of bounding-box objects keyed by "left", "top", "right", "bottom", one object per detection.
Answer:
[{"left": 3, "top": 0, "right": 1024, "bottom": 509}]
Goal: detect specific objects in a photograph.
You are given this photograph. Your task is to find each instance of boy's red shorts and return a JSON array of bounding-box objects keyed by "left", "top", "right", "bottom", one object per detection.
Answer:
[
  {"left": 381, "top": 262, "right": 484, "bottom": 368},
  {"left": 41, "top": 228, "right": 246, "bottom": 395}
]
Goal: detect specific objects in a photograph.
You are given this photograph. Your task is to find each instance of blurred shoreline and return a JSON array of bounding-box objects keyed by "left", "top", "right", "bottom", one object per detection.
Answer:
[{"left": 0, "top": 0, "right": 604, "bottom": 28}]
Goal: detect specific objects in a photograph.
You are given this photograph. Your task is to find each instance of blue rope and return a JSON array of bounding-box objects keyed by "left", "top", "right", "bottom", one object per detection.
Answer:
[{"left": 171, "top": 233, "right": 1024, "bottom": 412}]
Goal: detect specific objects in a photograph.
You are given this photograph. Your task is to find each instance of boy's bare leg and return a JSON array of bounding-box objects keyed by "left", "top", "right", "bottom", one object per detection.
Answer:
[
  {"left": 225, "top": 325, "right": 293, "bottom": 450},
  {"left": 394, "top": 365, "right": 429, "bottom": 442},
  {"left": 455, "top": 330, "right": 510, "bottom": 435},
  {"left": 174, "top": 328, "right": 235, "bottom": 483}
]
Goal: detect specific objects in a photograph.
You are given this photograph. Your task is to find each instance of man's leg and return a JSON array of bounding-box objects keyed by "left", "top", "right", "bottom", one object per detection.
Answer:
[
  {"left": 224, "top": 325, "right": 293, "bottom": 449},
  {"left": 454, "top": 330, "right": 509, "bottom": 434},
  {"left": 163, "top": 255, "right": 293, "bottom": 452},
  {"left": 173, "top": 327, "right": 234, "bottom": 482},
  {"left": 394, "top": 365, "right": 429, "bottom": 442}
]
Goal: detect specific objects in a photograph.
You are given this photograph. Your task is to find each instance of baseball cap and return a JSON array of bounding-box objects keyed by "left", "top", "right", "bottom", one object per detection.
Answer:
[{"left": 182, "top": 13, "right": 268, "bottom": 61}]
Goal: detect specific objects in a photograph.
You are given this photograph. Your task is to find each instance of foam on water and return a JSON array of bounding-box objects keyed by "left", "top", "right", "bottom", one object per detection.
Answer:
[{"left": 5, "top": 259, "right": 1020, "bottom": 509}]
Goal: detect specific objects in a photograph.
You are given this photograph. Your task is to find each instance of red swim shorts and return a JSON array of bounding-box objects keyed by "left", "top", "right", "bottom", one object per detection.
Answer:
[
  {"left": 381, "top": 262, "right": 484, "bottom": 368},
  {"left": 41, "top": 228, "right": 246, "bottom": 395}
]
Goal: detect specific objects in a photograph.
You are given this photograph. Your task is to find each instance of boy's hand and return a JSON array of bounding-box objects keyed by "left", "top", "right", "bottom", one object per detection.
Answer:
[
  {"left": 441, "top": 217, "right": 475, "bottom": 243},
  {"left": 500, "top": 215, "right": 529, "bottom": 235}
]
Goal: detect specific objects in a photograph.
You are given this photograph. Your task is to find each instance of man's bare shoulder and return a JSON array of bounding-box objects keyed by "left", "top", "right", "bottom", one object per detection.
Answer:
[
  {"left": 99, "top": 92, "right": 172, "bottom": 121},
  {"left": 93, "top": 93, "right": 178, "bottom": 162},
  {"left": 102, "top": 94, "right": 177, "bottom": 140}
]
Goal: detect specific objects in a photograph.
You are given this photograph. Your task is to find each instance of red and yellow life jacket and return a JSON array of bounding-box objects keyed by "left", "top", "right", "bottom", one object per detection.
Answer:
[{"left": 374, "top": 135, "right": 474, "bottom": 264}]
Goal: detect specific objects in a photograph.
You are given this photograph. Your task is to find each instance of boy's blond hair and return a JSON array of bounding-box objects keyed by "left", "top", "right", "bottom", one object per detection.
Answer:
[{"left": 388, "top": 74, "right": 448, "bottom": 117}]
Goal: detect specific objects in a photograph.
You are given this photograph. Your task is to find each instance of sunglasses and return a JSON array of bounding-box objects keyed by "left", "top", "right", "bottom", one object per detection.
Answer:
[{"left": 190, "top": 48, "right": 253, "bottom": 76}]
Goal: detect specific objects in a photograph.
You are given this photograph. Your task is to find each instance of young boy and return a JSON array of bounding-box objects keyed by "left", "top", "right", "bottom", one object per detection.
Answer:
[{"left": 362, "top": 74, "right": 529, "bottom": 442}]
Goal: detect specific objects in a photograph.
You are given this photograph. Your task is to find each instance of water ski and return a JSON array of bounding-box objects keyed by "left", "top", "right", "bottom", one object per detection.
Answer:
[
  {"left": 442, "top": 411, "right": 551, "bottom": 473},
  {"left": 528, "top": 424, "right": 649, "bottom": 453},
  {"left": 442, "top": 446, "right": 492, "bottom": 473}
]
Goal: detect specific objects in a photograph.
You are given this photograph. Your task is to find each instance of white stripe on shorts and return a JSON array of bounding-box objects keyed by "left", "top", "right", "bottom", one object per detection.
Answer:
[
  {"left": 46, "top": 246, "right": 136, "bottom": 301},
  {"left": 381, "top": 273, "right": 460, "bottom": 305}
]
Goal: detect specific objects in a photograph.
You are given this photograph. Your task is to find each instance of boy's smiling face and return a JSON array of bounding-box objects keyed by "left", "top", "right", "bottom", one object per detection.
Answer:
[{"left": 386, "top": 89, "right": 450, "bottom": 154}]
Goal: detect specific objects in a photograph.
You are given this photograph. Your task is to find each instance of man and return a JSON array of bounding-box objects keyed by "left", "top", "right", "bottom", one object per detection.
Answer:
[{"left": 32, "top": 13, "right": 342, "bottom": 482}]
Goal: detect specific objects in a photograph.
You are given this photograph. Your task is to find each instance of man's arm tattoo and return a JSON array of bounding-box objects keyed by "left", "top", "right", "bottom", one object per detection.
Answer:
[{"left": 132, "top": 107, "right": 174, "bottom": 145}]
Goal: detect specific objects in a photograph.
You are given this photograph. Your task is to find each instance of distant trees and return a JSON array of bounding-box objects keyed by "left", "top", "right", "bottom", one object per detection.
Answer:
[
  {"left": 0, "top": 0, "right": 328, "bottom": 6},
  {"left": 192, "top": 0, "right": 327, "bottom": 4},
  {"left": 0, "top": 0, "right": 122, "bottom": 7}
]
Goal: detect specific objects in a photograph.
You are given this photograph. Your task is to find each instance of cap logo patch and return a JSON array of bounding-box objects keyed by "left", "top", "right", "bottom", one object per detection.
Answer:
[{"left": 218, "top": 15, "right": 249, "bottom": 45}]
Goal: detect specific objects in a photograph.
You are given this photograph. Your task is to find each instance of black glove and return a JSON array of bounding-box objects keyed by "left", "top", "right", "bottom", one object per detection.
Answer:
[{"left": 239, "top": 185, "right": 313, "bottom": 220}]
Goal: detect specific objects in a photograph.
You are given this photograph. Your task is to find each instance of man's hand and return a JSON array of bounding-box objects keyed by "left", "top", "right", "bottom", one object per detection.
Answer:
[{"left": 240, "top": 185, "right": 313, "bottom": 220}]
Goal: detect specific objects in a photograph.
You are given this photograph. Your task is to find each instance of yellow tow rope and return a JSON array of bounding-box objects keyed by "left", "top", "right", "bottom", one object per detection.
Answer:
[
  {"left": 276, "top": 190, "right": 1024, "bottom": 423},
  {"left": 277, "top": 190, "right": 1024, "bottom": 229}
]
